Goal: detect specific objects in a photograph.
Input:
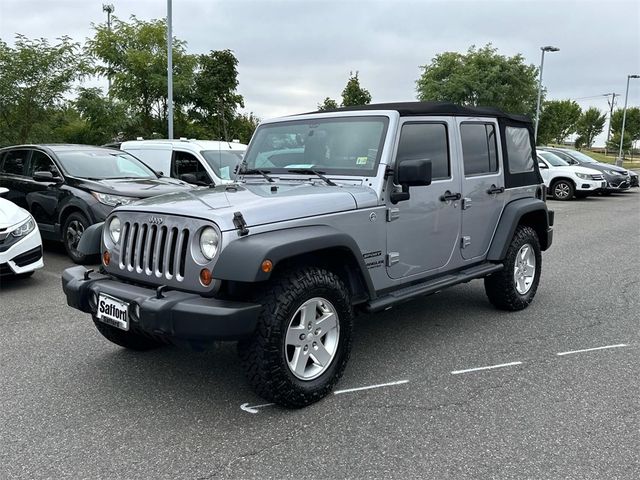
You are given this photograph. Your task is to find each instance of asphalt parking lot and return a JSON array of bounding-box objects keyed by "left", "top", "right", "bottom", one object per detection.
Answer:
[{"left": 1, "top": 191, "right": 638, "bottom": 479}]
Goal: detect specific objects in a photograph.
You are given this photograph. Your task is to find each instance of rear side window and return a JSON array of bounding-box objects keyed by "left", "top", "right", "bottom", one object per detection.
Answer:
[
  {"left": 461, "top": 123, "right": 498, "bottom": 176},
  {"left": 396, "top": 123, "right": 450, "bottom": 180},
  {"left": 1, "top": 150, "right": 29, "bottom": 176},
  {"left": 505, "top": 126, "right": 534, "bottom": 174}
]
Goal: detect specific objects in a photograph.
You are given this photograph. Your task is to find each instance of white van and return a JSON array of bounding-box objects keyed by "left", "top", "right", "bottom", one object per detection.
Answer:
[{"left": 120, "top": 139, "right": 247, "bottom": 186}]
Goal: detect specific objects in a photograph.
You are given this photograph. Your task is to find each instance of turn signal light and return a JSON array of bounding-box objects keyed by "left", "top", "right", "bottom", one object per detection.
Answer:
[
  {"left": 200, "top": 268, "right": 212, "bottom": 286},
  {"left": 261, "top": 259, "right": 273, "bottom": 273},
  {"left": 102, "top": 250, "right": 111, "bottom": 266}
]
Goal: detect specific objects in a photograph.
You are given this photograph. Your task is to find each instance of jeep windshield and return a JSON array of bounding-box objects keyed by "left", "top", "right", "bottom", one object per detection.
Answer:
[{"left": 242, "top": 116, "right": 389, "bottom": 176}]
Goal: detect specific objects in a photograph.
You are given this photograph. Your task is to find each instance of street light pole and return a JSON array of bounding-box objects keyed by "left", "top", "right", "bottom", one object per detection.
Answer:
[
  {"left": 102, "top": 4, "right": 114, "bottom": 92},
  {"left": 616, "top": 74, "right": 639, "bottom": 166},
  {"left": 534, "top": 45, "right": 560, "bottom": 143},
  {"left": 167, "top": 0, "right": 174, "bottom": 139}
]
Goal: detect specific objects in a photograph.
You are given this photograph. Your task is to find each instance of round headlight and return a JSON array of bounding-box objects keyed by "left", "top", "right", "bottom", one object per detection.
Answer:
[
  {"left": 199, "top": 227, "right": 219, "bottom": 260},
  {"left": 108, "top": 216, "right": 121, "bottom": 244}
]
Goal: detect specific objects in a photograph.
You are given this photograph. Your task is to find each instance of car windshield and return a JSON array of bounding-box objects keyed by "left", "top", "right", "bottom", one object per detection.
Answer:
[
  {"left": 563, "top": 149, "right": 597, "bottom": 163},
  {"left": 539, "top": 151, "right": 569, "bottom": 166},
  {"left": 242, "top": 116, "right": 389, "bottom": 176},
  {"left": 56, "top": 149, "right": 156, "bottom": 179},
  {"left": 201, "top": 149, "right": 245, "bottom": 180}
]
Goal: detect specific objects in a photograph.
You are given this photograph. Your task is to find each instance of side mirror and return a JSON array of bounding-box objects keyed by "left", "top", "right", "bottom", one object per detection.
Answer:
[
  {"left": 179, "top": 173, "right": 198, "bottom": 183},
  {"left": 390, "top": 159, "right": 432, "bottom": 204},
  {"left": 33, "top": 171, "right": 54, "bottom": 182},
  {"left": 538, "top": 162, "right": 548, "bottom": 169},
  {"left": 155, "top": 170, "right": 164, "bottom": 177}
]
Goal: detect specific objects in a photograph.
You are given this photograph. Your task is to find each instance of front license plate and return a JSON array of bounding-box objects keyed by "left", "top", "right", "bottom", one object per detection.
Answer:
[{"left": 96, "top": 294, "right": 129, "bottom": 331}]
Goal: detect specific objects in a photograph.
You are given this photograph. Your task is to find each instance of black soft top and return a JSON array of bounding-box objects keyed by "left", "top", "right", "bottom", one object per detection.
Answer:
[{"left": 312, "top": 101, "right": 531, "bottom": 124}]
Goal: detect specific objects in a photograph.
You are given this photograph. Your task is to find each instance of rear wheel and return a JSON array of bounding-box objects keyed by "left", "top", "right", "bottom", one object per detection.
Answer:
[
  {"left": 484, "top": 225, "right": 542, "bottom": 311},
  {"left": 238, "top": 266, "right": 353, "bottom": 408},
  {"left": 92, "top": 317, "right": 166, "bottom": 351},
  {"left": 551, "top": 180, "right": 574, "bottom": 200}
]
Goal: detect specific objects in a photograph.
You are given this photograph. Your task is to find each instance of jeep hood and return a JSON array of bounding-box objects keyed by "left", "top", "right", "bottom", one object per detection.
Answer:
[{"left": 118, "top": 181, "right": 379, "bottom": 231}]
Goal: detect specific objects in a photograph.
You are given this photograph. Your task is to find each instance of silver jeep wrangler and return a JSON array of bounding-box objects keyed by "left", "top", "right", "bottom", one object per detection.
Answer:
[{"left": 62, "top": 102, "right": 553, "bottom": 407}]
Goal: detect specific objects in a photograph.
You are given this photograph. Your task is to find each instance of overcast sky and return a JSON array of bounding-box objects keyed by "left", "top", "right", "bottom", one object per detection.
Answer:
[{"left": 1, "top": 0, "right": 639, "bottom": 145}]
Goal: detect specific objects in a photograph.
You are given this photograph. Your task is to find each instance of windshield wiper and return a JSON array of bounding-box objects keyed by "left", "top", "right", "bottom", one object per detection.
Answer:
[
  {"left": 286, "top": 169, "right": 336, "bottom": 186},
  {"left": 238, "top": 168, "right": 275, "bottom": 183}
]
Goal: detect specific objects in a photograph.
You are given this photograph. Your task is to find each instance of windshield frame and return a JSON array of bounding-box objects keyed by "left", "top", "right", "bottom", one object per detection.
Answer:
[
  {"left": 55, "top": 149, "right": 158, "bottom": 180},
  {"left": 242, "top": 115, "right": 390, "bottom": 177}
]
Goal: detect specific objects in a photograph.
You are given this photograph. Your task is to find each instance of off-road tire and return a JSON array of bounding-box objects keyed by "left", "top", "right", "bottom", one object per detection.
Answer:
[
  {"left": 238, "top": 267, "right": 353, "bottom": 408},
  {"left": 484, "top": 225, "right": 542, "bottom": 311},
  {"left": 92, "top": 317, "right": 165, "bottom": 351},
  {"left": 550, "top": 179, "right": 575, "bottom": 201},
  {"left": 62, "top": 212, "right": 93, "bottom": 264}
]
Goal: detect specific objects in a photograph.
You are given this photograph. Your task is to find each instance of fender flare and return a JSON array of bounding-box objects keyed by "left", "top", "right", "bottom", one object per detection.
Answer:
[
  {"left": 214, "top": 225, "right": 376, "bottom": 297},
  {"left": 487, "top": 198, "right": 553, "bottom": 261},
  {"left": 77, "top": 222, "right": 104, "bottom": 255}
]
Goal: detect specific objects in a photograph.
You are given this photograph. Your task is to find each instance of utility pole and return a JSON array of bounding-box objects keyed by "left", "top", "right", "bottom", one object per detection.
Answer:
[
  {"left": 534, "top": 46, "right": 560, "bottom": 142},
  {"left": 605, "top": 92, "right": 618, "bottom": 154},
  {"left": 102, "top": 4, "right": 115, "bottom": 93},
  {"left": 167, "top": 0, "right": 174, "bottom": 139},
  {"left": 617, "top": 74, "right": 640, "bottom": 166}
]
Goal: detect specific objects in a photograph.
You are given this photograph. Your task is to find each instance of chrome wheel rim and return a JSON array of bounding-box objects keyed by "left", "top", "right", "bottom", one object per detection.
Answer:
[
  {"left": 66, "top": 220, "right": 85, "bottom": 252},
  {"left": 514, "top": 243, "right": 536, "bottom": 295},
  {"left": 284, "top": 297, "right": 340, "bottom": 381},
  {"left": 554, "top": 183, "right": 570, "bottom": 199}
]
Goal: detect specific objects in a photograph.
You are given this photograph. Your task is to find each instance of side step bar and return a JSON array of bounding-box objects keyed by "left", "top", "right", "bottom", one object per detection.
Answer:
[{"left": 365, "top": 263, "right": 504, "bottom": 313}]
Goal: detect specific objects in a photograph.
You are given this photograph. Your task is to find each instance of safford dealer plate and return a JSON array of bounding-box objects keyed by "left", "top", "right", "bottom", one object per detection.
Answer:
[{"left": 96, "top": 294, "right": 129, "bottom": 331}]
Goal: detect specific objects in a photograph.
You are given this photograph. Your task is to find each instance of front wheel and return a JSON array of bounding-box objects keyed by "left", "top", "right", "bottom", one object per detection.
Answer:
[
  {"left": 238, "top": 267, "right": 353, "bottom": 408},
  {"left": 551, "top": 180, "right": 575, "bottom": 200},
  {"left": 484, "top": 225, "right": 542, "bottom": 311},
  {"left": 62, "top": 212, "right": 93, "bottom": 264}
]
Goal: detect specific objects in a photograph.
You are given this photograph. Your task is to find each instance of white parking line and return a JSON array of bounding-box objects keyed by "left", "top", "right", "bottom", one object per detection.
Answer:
[
  {"left": 556, "top": 344, "right": 628, "bottom": 356},
  {"left": 451, "top": 361, "right": 522, "bottom": 375},
  {"left": 240, "top": 402, "right": 275, "bottom": 414},
  {"left": 333, "top": 379, "right": 410, "bottom": 395}
]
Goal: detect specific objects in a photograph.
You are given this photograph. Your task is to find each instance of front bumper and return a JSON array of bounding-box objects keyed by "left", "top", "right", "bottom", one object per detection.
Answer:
[
  {"left": 0, "top": 228, "right": 44, "bottom": 276},
  {"left": 62, "top": 265, "right": 262, "bottom": 342},
  {"left": 604, "top": 176, "right": 631, "bottom": 191},
  {"left": 575, "top": 179, "right": 606, "bottom": 193}
]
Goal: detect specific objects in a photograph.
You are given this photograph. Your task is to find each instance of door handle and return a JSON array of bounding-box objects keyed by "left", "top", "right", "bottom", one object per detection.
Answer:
[
  {"left": 487, "top": 185, "right": 505, "bottom": 195},
  {"left": 440, "top": 191, "right": 462, "bottom": 202}
]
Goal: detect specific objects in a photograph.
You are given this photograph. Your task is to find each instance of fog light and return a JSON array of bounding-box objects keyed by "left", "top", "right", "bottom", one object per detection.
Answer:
[
  {"left": 200, "top": 268, "right": 212, "bottom": 286},
  {"left": 102, "top": 250, "right": 111, "bottom": 266},
  {"left": 261, "top": 259, "right": 273, "bottom": 273}
]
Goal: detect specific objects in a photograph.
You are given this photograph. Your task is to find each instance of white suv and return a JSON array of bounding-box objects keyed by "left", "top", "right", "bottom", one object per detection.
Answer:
[
  {"left": 0, "top": 187, "right": 44, "bottom": 278},
  {"left": 537, "top": 151, "right": 606, "bottom": 200},
  {"left": 120, "top": 139, "right": 247, "bottom": 186}
]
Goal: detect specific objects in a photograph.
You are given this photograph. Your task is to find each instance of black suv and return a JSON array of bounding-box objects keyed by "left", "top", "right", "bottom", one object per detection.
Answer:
[{"left": 0, "top": 144, "right": 194, "bottom": 263}]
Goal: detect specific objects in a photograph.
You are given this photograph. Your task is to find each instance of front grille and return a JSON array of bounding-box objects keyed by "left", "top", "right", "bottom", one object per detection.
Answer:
[
  {"left": 590, "top": 174, "right": 604, "bottom": 180},
  {"left": 119, "top": 222, "right": 190, "bottom": 282}
]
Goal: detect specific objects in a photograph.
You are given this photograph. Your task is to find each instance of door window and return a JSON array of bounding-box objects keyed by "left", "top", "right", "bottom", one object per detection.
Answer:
[
  {"left": 396, "top": 123, "right": 450, "bottom": 180},
  {"left": 172, "top": 151, "right": 211, "bottom": 183},
  {"left": 1, "top": 150, "right": 29, "bottom": 176},
  {"left": 505, "top": 126, "right": 534, "bottom": 173},
  {"left": 28, "top": 150, "right": 60, "bottom": 177},
  {"left": 461, "top": 123, "right": 498, "bottom": 176}
]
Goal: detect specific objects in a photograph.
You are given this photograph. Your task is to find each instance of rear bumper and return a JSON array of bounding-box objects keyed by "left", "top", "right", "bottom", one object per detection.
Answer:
[{"left": 62, "top": 266, "right": 262, "bottom": 342}]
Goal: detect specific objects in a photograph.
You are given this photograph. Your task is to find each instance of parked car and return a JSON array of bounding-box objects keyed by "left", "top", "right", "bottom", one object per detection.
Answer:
[
  {"left": 539, "top": 147, "right": 631, "bottom": 194},
  {"left": 628, "top": 170, "right": 639, "bottom": 188},
  {"left": 537, "top": 151, "right": 605, "bottom": 200},
  {"left": 120, "top": 139, "right": 247, "bottom": 186},
  {"left": 62, "top": 102, "right": 553, "bottom": 408},
  {"left": 0, "top": 144, "right": 195, "bottom": 263},
  {"left": 0, "top": 187, "right": 43, "bottom": 278}
]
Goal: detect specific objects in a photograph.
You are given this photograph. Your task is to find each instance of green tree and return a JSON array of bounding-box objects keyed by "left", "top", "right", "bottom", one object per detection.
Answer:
[
  {"left": 87, "top": 16, "right": 196, "bottom": 137},
  {"left": 575, "top": 107, "right": 606, "bottom": 149},
  {"left": 229, "top": 112, "right": 260, "bottom": 144},
  {"left": 0, "top": 35, "right": 89, "bottom": 145},
  {"left": 317, "top": 97, "right": 339, "bottom": 111},
  {"left": 537, "top": 100, "right": 581, "bottom": 145},
  {"left": 191, "top": 49, "right": 244, "bottom": 140},
  {"left": 609, "top": 107, "right": 640, "bottom": 145},
  {"left": 341, "top": 71, "right": 371, "bottom": 107},
  {"left": 416, "top": 44, "right": 539, "bottom": 116},
  {"left": 606, "top": 131, "right": 633, "bottom": 153}
]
